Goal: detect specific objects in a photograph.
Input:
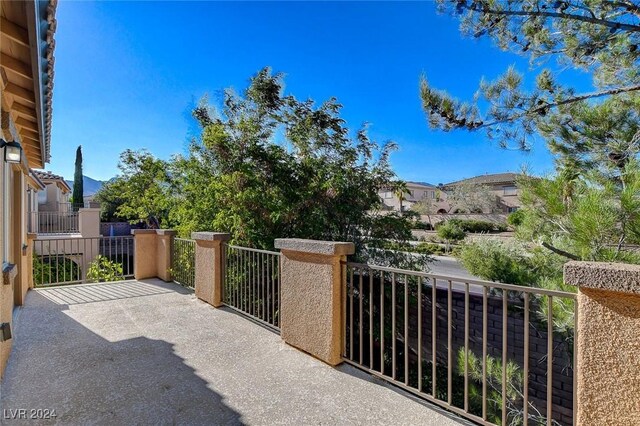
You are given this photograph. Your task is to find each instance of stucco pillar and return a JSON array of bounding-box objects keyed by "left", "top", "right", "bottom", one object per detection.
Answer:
[
  {"left": 156, "top": 230, "right": 176, "bottom": 282},
  {"left": 274, "top": 238, "right": 355, "bottom": 366},
  {"left": 24, "top": 233, "right": 37, "bottom": 290},
  {"left": 131, "top": 230, "right": 158, "bottom": 280},
  {"left": 564, "top": 261, "right": 640, "bottom": 425},
  {"left": 192, "top": 232, "right": 230, "bottom": 307},
  {"left": 78, "top": 208, "right": 100, "bottom": 237}
]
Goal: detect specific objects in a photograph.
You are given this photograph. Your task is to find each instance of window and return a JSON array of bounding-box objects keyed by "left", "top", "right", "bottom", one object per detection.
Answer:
[
  {"left": 383, "top": 192, "right": 393, "bottom": 199},
  {"left": 503, "top": 186, "right": 517, "bottom": 196},
  {"left": 38, "top": 189, "right": 47, "bottom": 204}
]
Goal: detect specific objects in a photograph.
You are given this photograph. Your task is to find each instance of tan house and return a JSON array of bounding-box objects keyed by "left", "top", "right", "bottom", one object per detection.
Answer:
[
  {"left": 442, "top": 172, "right": 522, "bottom": 213},
  {"left": 379, "top": 181, "right": 440, "bottom": 212},
  {"left": 0, "top": 0, "right": 57, "bottom": 376}
]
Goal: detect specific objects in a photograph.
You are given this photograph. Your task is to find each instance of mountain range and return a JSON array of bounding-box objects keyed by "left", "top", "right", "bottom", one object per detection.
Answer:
[{"left": 65, "top": 175, "right": 106, "bottom": 197}]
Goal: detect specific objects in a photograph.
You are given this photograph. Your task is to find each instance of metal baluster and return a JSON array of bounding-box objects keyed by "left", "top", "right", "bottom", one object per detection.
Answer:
[
  {"left": 502, "top": 290, "right": 508, "bottom": 426},
  {"left": 464, "top": 282, "right": 469, "bottom": 411},
  {"left": 547, "top": 295, "right": 554, "bottom": 426},
  {"left": 448, "top": 280, "right": 452, "bottom": 405},
  {"left": 359, "top": 268, "right": 363, "bottom": 365},
  {"left": 392, "top": 272, "right": 396, "bottom": 381},
  {"left": 369, "top": 271, "right": 374, "bottom": 369},
  {"left": 349, "top": 266, "right": 354, "bottom": 360},
  {"left": 482, "top": 286, "right": 488, "bottom": 420},
  {"left": 524, "top": 292, "right": 530, "bottom": 426},
  {"left": 380, "top": 271, "right": 385, "bottom": 375},
  {"left": 404, "top": 275, "right": 409, "bottom": 386},
  {"left": 432, "top": 276, "right": 436, "bottom": 397},
  {"left": 418, "top": 277, "right": 422, "bottom": 392}
]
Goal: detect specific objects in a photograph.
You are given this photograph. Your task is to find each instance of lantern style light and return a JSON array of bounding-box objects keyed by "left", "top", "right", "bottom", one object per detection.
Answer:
[{"left": 0, "top": 140, "right": 22, "bottom": 164}]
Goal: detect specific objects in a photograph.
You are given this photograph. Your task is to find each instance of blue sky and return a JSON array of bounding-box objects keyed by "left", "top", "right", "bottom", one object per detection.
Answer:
[{"left": 48, "top": 1, "right": 590, "bottom": 183}]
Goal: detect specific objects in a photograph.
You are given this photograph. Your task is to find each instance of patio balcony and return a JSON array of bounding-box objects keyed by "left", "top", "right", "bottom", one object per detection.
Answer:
[
  {"left": 1, "top": 279, "right": 460, "bottom": 425},
  {"left": 2, "top": 230, "right": 639, "bottom": 425}
]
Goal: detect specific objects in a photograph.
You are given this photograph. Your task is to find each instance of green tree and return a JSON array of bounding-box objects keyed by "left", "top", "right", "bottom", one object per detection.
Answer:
[
  {"left": 436, "top": 221, "right": 466, "bottom": 252},
  {"left": 108, "top": 68, "right": 427, "bottom": 269},
  {"left": 72, "top": 146, "right": 84, "bottom": 210},
  {"left": 445, "top": 181, "right": 499, "bottom": 213},
  {"left": 421, "top": 0, "right": 640, "bottom": 151},
  {"left": 95, "top": 149, "right": 173, "bottom": 228}
]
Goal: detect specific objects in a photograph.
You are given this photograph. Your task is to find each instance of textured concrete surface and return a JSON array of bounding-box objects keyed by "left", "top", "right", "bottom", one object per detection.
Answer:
[
  {"left": 1, "top": 280, "right": 464, "bottom": 425},
  {"left": 275, "top": 238, "right": 355, "bottom": 256},
  {"left": 279, "top": 249, "right": 344, "bottom": 365},
  {"left": 565, "top": 260, "right": 640, "bottom": 294},
  {"left": 131, "top": 231, "right": 157, "bottom": 280},
  {"left": 575, "top": 287, "right": 640, "bottom": 425}
]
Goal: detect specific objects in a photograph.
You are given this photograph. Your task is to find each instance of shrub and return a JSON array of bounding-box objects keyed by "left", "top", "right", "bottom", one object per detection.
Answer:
[
  {"left": 436, "top": 222, "right": 466, "bottom": 253},
  {"left": 414, "top": 242, "right": 445, "bottom": 255},
  {"left": 412, "top": 221, "right": 433, "bottom": 230},
  {"left": 457, "top": 240, "right": 533, "bottom": 285},
  {"left": 436, "top": 219, "right": 506, "bottom": 233},
  {"left": 86, "top": 255, "right": 125, "bottom": 283},
  {"left": 507, "top": 209, "right": 525, "bottom": 227}
]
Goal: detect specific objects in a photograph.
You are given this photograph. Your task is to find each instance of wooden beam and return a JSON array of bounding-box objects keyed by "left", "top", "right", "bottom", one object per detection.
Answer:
[
  {"left": 0, "top": 53, "right": 32, "bottom": 80},
  {"left": 11, "top": 102, "right": 36, "bottom": 119},
  {"left": 16, "top": 116, "right": 37, "bottom": 131},
  {"left": 5, "top": 83, "right": 35, "bottom": 104},
  {"left": 0, "top": 18, "right": 29, "bottom": 47},
  {"left": 20, "top": 127, "right": 39, "bottom": 141}
]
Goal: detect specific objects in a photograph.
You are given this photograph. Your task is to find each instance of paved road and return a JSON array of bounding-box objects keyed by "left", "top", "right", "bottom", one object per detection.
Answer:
[{"left": 428, "top": 256, "right": 487, "bottom": 295}]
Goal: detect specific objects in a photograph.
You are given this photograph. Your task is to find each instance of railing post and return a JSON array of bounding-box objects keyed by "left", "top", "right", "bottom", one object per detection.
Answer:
[
  {"left": 192, "top": 232, "right": 230, "bottom": 307},
  {"left": 78, "top": 208, "right": 100, "bottom": 237},
  {"left": 564, "top": 261, "right": 640, "bottom": 425},
  {"left": 274, "top": 238, "right": 355, "bottom": 366},
  {"left": 156, "top": 230, "right": 177, "bottom": 282}
]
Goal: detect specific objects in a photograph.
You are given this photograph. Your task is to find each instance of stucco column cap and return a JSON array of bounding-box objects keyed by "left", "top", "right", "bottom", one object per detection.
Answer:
[
  {"left": 191, "top": 232, "right": 231, "bottom": 241},
  {"left": 564, "top": 261, "right": 640, "bottom": 295},
  {"left": 275, "top": 238, "right": 355, "bottom": 256},
  {"left": 155, "top": 229, "right": 178, "bottom": 236},
  {"left": 78, "top": 207, "right": 101, "bottom": 212},
  {"left": 27, "top": 232, "right": 37, "bottom": 240},
  {"left": 131, "top": 229, "right": 156, "bottom": 235}
]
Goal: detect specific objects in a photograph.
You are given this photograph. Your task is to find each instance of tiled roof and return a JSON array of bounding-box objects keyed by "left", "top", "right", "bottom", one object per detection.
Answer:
[
  {"left": 42, "top": 0, "right": 58, "bottom": 163},
  {"left": 33, "top": 169, "right": 66, "bottom": 182},
  {"left": 445, "top": 172, "right": 521, "bottom": 186}
]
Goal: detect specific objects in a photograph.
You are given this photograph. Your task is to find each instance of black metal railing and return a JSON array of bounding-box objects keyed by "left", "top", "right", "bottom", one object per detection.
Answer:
[
  {"left": 343, "top": 262, "right": 576, "bottom": 426},
  {"left": 223, "top": 244, "right": 281, "bottom": 330},
  {"left": 33, "top": 236, "right": 134, "bottom": 287},
  {"left": 28, "top": 211, "right": 79, "bottom": 234},
  {"left": 171, "top": 238, "right": 195, "bottom": 288}
]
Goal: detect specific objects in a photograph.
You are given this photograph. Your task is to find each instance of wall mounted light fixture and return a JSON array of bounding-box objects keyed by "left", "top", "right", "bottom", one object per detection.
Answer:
[{"left": 0, "top": 139, "right": 22, "bottom": 164}]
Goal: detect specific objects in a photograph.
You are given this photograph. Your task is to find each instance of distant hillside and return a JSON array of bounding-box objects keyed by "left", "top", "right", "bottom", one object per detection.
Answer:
[{"left": 65, "top": 175, "right": 106, "bottom": 197}]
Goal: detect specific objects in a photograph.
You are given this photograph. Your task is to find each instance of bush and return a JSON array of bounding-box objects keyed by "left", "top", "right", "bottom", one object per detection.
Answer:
[
  {"left": 412, "top": 221, "right": 433, "bottom": 230},
  {"left": 86, "top": 255, "right": 125, "bottom": 283},
  {"left": 436, "top": 222, "right": 466, "bottom": 242},
  {"left": 507, "top": 209, "right": 525, "bottom": 227},
  {"left": 457, "top": 240, "right": 533, "bottom": 285},
  {"left": 414, "top": 242, "right": 445, "bottom": 255},
  {"left": 436, "top": 219, "right": 506, "bottom": 233}
]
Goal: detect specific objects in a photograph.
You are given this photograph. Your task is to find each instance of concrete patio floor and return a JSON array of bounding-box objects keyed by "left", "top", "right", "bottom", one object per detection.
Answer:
[{"left": 1, "top": 279, "right": 465, "bottom": 425}]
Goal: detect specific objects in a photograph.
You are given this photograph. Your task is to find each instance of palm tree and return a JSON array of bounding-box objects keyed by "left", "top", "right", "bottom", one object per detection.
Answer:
[{"left": 393, "top": 181, "right": 411, "bottom": 213}]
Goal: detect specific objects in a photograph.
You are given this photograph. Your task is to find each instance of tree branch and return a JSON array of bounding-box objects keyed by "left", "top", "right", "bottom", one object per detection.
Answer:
[
  {"left": 467, "top": 5, "right": 640, "bottom": 33},
  {"left": 475, "top": 84, "right": 640, "bottom": 129},
  {"left": 541, "top": 241, "right": 581, "bottom": 260}
]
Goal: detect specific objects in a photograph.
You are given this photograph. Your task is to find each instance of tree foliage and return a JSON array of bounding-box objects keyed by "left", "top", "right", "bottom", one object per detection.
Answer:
[
  {"left": 72, "top": 146, "right": 84, "bottom": 210},
  {"left": 96, "top": 150, "right": 173, "bottom": 228},
  {"left": 445, "top": 181, "right": 500, "bottom": 213},
  {"left": 422, "top": 0, "right": 640, "bottom": 151},
  {"left": 97, "top": 68, "right": 427, "bottom": 268}
]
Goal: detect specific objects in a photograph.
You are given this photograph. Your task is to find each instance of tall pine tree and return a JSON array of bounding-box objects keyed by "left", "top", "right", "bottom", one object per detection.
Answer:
[{"left": 72, "top": 146, "right": 84, "bottom": 210}]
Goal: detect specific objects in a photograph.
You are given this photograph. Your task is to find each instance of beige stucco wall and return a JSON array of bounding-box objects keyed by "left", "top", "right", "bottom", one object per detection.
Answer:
[
  {"left": 192, "top": 232, "right": 230, "bottom": 308},
  {"left": 156, "top": 230, "right": 177, "bottom": 282},
  {"left": 564, "top": 261, "right": 640, "bottom": 425},
  {"left": 132, "top": 230, "right": 158, "bottom": 280},
  {"left": 275, "top": 239, "right": 354, "bottom": 366}
]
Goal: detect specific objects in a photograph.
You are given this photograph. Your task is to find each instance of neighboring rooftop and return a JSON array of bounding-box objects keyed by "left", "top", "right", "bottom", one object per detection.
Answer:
[
  {"left": 33, "top": 169, "right": 71, "bottom": 191},
  {"left": 444, "top": 172, "right": 521, "bottom": 186}
]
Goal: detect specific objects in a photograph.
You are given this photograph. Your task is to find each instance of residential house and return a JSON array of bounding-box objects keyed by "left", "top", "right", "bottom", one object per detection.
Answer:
[
  {"left": 379, "top": 181, "right": 442, "bottom": 212},
  {"left": 442, "top": 172, "right": 523, "bottom": 213},
  {"left": 0, "top": 0, "right": 58, "bottom": 375}
]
